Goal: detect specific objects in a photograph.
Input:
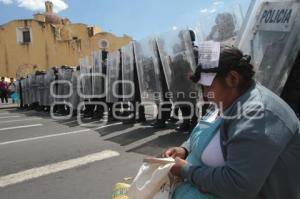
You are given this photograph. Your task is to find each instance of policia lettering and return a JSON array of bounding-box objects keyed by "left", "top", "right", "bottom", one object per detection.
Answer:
[{"left": 260, "top": 8, "right": 292, "bottom": 24}]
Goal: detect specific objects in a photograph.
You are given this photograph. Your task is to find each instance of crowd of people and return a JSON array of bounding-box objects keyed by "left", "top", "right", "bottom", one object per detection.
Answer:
[{"left": 0, "top": 77, "right": 17, "bottom": 104}]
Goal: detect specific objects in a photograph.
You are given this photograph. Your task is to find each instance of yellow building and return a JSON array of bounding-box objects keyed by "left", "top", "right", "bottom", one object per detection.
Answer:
[{"left": 0, "top": 1, "right": 132, "bottom": 78}]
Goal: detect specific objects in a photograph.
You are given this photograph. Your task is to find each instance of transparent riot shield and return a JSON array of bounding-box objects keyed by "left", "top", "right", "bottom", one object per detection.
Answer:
[
  {"left": 41, "top": 73, "right": 46, "bottom": 105},
  {"left": 70, "top": 69, "right": 81, "bottom": 110},
  {"left": 121, "top": 42, "right": 135, "bottom": 102},
  {"left": 192, "top": 1, "right": 248, "bottom": 45},
  {"left": 20, "top": 77, "right": 26, "bottom": 105},
  {"left": 23, "top": 78, "right": 28, "bottom": 106},
  {"left": 56, "top": 68, "right": 65, "bottom": 103},
  {"left": 36, "top": 73, "right": 46, "bottom": 105},
  {"left": 92, "top": 51, "right": 105, "bottom": 97},
  {"left": 237, "top": 0, "right": 300, "bottom": 95},
  {"left": 41, "top": 73, "right": 47, "bottom": 106},
  {"left": 133, "top": 37, "right": 164, "bottom": 104},
  {"left": 63, "top": 68, "right": 73, "bottom": 103},
  {"left": 25, "top": 77, "right": 30, "bottom": 106},
  {"left": 15, "top": 79, "right": 21, "bottom": 103},
  {"left": 106, "top": 50, "right": 121, "bottom": 103},
  {"left": 28, "top": 74, "right": 37, "bottom": 105},
  {"left": 80, "top": 57, "right": 93, "bottom": 98},
  {"left": 44, "top": 68, "right": 56, "bottom": 106},
  {"left": 20, "top": 78, "right": 27, "bottom": 106},
  {"left": 33, "top": 74, "right": 39, "bottom": 105},
  {"left": 156, "top": 29, "right": 198, "bottom": 102},
  {"left": 26, "top": 76, "right": 31, "bottom": 105},
  {"left": 35, "top": 74, "right": 42, "bottom": 105}
]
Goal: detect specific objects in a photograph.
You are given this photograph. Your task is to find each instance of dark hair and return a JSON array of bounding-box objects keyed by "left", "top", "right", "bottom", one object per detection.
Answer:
[
  {"left": 217, "top": 46, "right": 255, "bottom": 90},
  {"left": 190, "top": 45, "right": 255, "bottom": 91}
]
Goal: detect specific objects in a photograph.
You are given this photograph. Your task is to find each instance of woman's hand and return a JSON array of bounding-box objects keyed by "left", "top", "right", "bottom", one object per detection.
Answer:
[
  {"left": 171, "top": 157, "right": 188, "bottom": 177},
  {"left": 163, "top": 147, "right": 187, "bottom": 159}
]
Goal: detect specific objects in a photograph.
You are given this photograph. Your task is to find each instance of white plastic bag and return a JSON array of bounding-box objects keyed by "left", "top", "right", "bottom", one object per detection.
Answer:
[{"left": 128, "top": 157, "right": 175, "bottom": 199}]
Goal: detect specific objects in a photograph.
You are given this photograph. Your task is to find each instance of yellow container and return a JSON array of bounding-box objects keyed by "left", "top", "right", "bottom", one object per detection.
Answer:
[{"left": 112, "top": 183, "right": 130, "bottom": 199}]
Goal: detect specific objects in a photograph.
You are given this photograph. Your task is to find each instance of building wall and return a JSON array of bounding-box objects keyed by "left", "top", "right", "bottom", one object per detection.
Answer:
[
  {"left": 90, "top": 32, "right": 132, "bottom": 53},
  {"left": 0, "top": 19, "right": 132, "bottom": 78}
]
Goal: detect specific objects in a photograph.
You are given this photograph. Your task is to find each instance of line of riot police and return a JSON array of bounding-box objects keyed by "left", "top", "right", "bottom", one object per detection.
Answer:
[
  {"left": 15, "top": 29, "right": 204, "bottom": 132},
  {"left": 15, "top": 1, "right": 300, "bottom": 129}
]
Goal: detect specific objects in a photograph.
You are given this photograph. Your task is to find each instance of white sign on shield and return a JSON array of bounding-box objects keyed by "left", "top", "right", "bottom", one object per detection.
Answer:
[
  {"left": 198, "top": 41, "right": 221, "bottom": 69},
  {"left": 257, "top": 1, "right": 299, "bottom": 32}
]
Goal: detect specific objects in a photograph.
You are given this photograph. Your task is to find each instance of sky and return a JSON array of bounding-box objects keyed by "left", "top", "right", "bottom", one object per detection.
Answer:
[{"left": 0, "top": 0, "right": 252, "bottom": 40}]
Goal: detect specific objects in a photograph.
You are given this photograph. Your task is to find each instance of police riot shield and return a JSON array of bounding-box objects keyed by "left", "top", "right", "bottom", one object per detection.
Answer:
[
  {"left": 15, "top": 79, "right": 21, "bottom": 104},
  {"left": 56, "top": 68, "right": 65, "bottom": 103},
  {"left": 156, "top": 29, "right": 198, "bottom": 102},
  {"left": 106, "top": 50, "right": 121, "bottom": 103},
  {"left": 133, "top": 37, "right": 164, "bottom": 104},
  {"left": 92, "top": 51, "right": 105, "bottom": 97},
  {"left": 28, "top": 74, "right": 37, "bottom": 105},
  {"left": 33, "top": 74, "right": 39, "bottom": 105},
  {"left": 55, "top": 67, "right": 73, "bottom": 107},
  {"left": 121, "top": 42, "right": 135, "bottom": 102},
  {"left": 41, "top": 72, "right": 48, "bottom": 106},
  {"left": 20, "top": 78, "right": 26, "bottom": 106},
  {"left": 36, "top": 73, "right": 46, "bottom": 105},
  {"left": 69, "top": 69, "right": 81, "bottom": 110},
  {"left": 80, "top": 57, "right": 93, "bottom": 98},
  {"left": 35, "top": 74, "right": 41, "bottom": 105},
  {"left": 237, "top": 0, "right": 300, "bottom": 95},
  {"left": 44, "top": 68, "right": 56, "bottom": 106},
  {"left": 25, "top": 77, "right": 30, "bottom": 106},
  {"left": 20, "top": 78, "right": 27, "bottom": 106},
  {"left": 27, "top": 75, "right": 32, "bottom": 105},
  {"left": 62, "top": 67, "right": 73, "bottom": 103},
  {"left": 192, "top": 1, "right": 247, "bottom": 45}
]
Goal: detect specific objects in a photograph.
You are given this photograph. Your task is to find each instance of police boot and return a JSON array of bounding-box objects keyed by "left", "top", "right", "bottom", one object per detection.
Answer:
[
  {"left": 151, "top": 119, "right": 166, "bottom": 129},
  {"left": 137, "top": 116, "right": 146, "bottom": 123},
  {"left": 92, "top": 110, "right": 104, "bottom": 119}
]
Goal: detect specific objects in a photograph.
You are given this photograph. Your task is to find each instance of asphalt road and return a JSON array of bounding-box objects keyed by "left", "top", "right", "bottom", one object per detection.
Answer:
[{"left": 0, "top": 108, "right": 189, "bottom": 199}]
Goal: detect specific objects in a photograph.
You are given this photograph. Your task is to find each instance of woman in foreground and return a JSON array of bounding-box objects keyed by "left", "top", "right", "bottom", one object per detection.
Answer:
[{"left": 164, "top": 46, "right": 300, "bottom": 199}]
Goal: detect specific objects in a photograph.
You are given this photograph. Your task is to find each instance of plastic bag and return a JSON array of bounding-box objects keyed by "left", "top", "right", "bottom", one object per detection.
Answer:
[{"left": 128, "top": 157, "right": 175, "bottom": 199}]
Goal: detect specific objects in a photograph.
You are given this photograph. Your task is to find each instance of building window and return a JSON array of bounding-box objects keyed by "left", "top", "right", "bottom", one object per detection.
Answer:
[
  {"left": 98, "top": 39, "right": 109, "bottom": 49},
  {"left": 23, "top": 30, "right": 31, "bottom": 43},
  {"left": 16, "top": 27, "right": 32, "bottom": 44}
]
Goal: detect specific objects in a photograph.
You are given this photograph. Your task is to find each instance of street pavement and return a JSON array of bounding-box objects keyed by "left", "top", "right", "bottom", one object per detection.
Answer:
[{"left": 0, "top": 108, "right": 189, "bottom": 199}]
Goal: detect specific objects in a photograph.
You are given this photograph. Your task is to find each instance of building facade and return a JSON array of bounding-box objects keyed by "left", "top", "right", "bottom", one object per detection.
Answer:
[{"left": 0, "top": 1, "right": 132, "bottom": 78}]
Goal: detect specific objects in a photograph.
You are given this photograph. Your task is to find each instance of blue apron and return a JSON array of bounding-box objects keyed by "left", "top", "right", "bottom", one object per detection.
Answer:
[{"left": 172, "top": 116, "right": 224, "bottom": 199}]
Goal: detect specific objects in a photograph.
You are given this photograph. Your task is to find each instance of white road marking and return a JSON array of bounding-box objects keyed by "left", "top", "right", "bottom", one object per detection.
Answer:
[
  {"left": 0, "top": 116, "right": 21, "bottom": 119},
  {"left": 0, "top": 112, "right": 10, "bottom": 115},
  {"left": 0, "top": 150, "right": 120, "bottom": 188},
  {"left": 0, "top": 122, "right": 122, "bottom": 146},
  {"left": 94, "top": 122, "right": 122, "bottom": 130},
  {"left": 0, "top": 124, "right": 43, "bottom": 132},
  {"left": 0, "top": 129, "right": 92, "bottom": 145},
  {"left": 0, "top": 118, "right": 42, "bottom": 124}
]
